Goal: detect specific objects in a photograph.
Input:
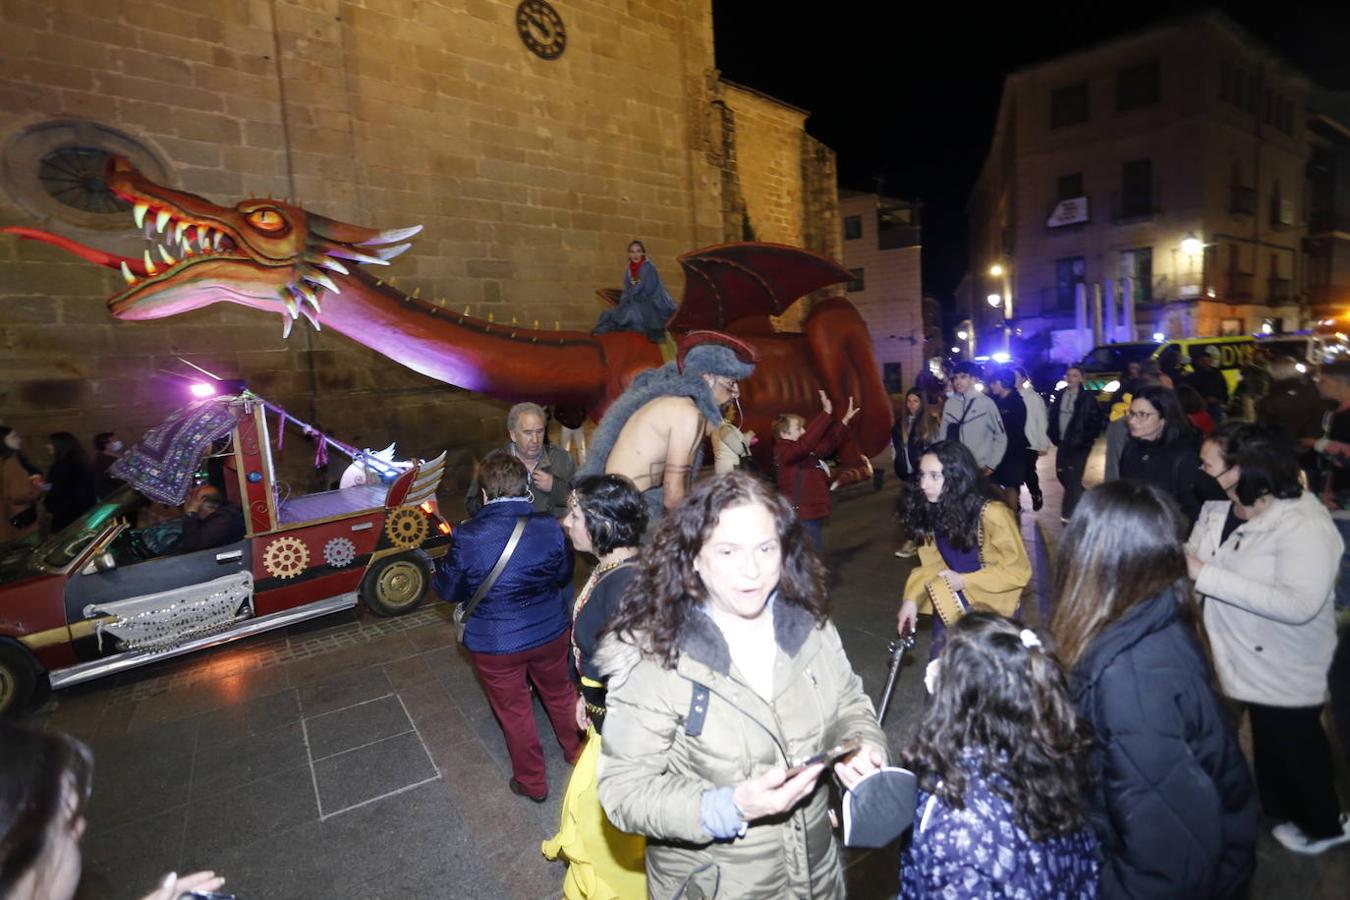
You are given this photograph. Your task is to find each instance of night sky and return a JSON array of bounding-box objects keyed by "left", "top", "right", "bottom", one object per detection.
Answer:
[{"left": 710, "top": 2, "right": 1350, "bottom": 303}]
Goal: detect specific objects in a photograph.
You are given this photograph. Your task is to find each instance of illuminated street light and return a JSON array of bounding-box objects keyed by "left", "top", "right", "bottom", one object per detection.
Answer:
[
  {"left": 989, "top": 263, "right": 1004, "bottom": 277},
  {"left": 957, "top": 329, "right": 969, "bottom": 340},
  {"left": 987, "top": 293, "right": 1002, "bottom": 307},
  {"left": 950, "top": 345, "right": 961, "bottom": 353},
  {"left": 1181, "top": 233, "right": 1203, "bottom": 256}
]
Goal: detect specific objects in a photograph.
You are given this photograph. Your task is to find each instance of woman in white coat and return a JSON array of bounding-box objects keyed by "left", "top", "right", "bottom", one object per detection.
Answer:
[{"left": 1187, "top": 422, "right": 1349, "bottom": 855}]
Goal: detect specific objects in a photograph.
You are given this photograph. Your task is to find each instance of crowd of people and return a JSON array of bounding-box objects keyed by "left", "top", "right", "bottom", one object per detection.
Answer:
[
  {"left": 0, "top": 428, "right": 124, "bottom": 543},
  {"left": 5, "top": 341, "right": 1349, "bottom": 899}
]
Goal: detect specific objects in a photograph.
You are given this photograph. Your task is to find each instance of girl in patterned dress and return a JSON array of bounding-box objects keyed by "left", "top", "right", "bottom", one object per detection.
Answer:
[{"left": 899, "top": 612, "right": 1100, "bottom": 898}]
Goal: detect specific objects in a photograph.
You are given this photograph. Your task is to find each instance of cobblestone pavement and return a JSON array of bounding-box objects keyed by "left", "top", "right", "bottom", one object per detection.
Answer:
[{"left": 21, "top": 446, "right": 1348, "bottom": 898}]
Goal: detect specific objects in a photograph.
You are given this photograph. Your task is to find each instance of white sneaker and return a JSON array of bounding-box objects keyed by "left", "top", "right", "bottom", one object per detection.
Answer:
[
  {"left": 1272, "top": 813, "right": 1350, "bottom": 855},
  {"left": 894, "top": 541, "right": 917, "bottom": 559}
]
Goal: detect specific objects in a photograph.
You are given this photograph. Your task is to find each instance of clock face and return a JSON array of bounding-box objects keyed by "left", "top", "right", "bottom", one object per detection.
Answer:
[{"left": 516, "top": 0, "right": 567, "bottom": 60}]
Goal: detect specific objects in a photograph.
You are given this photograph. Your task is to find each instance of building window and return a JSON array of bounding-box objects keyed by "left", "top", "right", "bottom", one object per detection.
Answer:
[
  {"left": 1057, "top": 172, "right": 1084, "bottom": 201},
  {"left": 843, "top": 215, "right": 862, "bottom": 240},
  {"left": 1116, "top": 159, "right": 1154, "bottom": 219},
  {"left": 1116, "top": 60, "right": 1160, "bottom": 111},
  {"left": 1055, "top": 256, "right": 1086, "bottom": 310},
  {"left": 1119, "top": 248, "right": 1153, "bottom": 304},
  {"left": 1050, "top": 81, "right": 1089, "bottom": 129},
  {"left": 847, "top": 268, "right": 865, "bottom": 292},
  {"left": 1220, "top": 318, "right": 1244, "bottom": 336}
]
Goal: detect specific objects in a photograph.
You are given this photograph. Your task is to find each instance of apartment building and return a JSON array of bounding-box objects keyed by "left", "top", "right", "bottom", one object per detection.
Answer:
[
  {"left": 839, "top": 191, "right": 927, "bottom": 392},
  {"left": 967, "top": 12, "right": 1326, "bottom": 363}
]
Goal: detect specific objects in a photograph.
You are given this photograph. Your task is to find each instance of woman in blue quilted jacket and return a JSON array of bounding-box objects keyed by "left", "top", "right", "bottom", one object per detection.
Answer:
[
  {"left": 1050, "top": 480, "right": 1258, "bottom": 898},
  {"left": 436, "top": 450, "right": 582, "bottom": 802}
]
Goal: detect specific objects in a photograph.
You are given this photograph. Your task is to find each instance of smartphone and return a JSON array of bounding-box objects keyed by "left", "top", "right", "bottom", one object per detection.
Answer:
[{"left": 784, "top": 737, "right": 863, "bottom": 778}]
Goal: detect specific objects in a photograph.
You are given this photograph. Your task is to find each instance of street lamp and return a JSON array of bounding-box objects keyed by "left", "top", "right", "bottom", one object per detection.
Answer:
[
  {"left": 986, "top": 293, "right": 1002, "bottom": 307},
  {"left": 1180, "top": 233, "right": 1204, "bottom": 256},
  {"left": 989, "top": 263, "right": 1004, "bottom": 278},
  {"left": 957, "top": 329, "right": 969, "bottom": 340}
]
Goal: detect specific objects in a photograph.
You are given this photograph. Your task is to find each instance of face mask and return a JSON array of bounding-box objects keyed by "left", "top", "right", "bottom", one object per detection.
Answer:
[
  {"left": 3, "top": 433, "right": 20, "bottom": 450},
  {"left": 108, "top": 441, "right": 124, "bottom": 453}
]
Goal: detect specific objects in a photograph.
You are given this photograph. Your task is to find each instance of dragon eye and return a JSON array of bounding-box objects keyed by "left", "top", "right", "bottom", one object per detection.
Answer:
[{"left": 246, "top": 208, "right": 287, "bottom": 233}]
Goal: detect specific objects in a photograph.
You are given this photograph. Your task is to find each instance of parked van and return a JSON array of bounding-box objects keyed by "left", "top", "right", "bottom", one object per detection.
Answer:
[
  {"left": 1077, "top": 335, "right": 1255, "bottom": 402},
  {"left": 1256, "top": 333, "right": 1349, "bottom": 366}
]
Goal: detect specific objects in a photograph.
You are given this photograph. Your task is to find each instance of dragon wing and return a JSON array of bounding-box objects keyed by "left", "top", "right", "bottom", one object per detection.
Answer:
[{"left": 668, "top": 242, "right": 854, "bottom": 331}]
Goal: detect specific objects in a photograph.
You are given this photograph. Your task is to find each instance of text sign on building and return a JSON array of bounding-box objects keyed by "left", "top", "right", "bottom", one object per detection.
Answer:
[{"left": 1047, "top": 197, "right": 1090, "bottom": 228}]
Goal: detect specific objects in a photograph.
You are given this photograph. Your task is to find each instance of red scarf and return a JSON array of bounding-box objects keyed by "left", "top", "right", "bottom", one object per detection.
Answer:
[{"left": 628, "top": 259, "right": 643, "bottom": 282}]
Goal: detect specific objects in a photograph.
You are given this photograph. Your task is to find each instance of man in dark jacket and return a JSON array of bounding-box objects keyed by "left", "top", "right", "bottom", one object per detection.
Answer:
[
  {"left": 1257, "top": 356, "right": 1332, "bottom": 491},
  {"left": 465, "top": 401, "right": 575, "bottom": 518},
  {"left": 1048, "top": 365, "right": 1103, "bottom": 520},
  {"left": 987, "top": 368, "right": 1028, "bottom": 511},
  {"left": 1186, "top": 349, "right": 1229, "bottom": 422},
  {"left": 175, "top": 485, "right": 245, "bottom": 554},
  {"left": 773, "top": 390, "right": 858, "bottom": 551}
]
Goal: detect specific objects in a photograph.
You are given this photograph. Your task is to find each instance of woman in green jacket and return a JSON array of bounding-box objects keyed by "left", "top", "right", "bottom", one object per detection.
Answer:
[{"left": 596, "top": 471, "right": 887, "bottom": 899}]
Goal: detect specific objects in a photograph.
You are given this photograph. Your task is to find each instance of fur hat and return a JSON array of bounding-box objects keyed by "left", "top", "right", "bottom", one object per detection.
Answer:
[{"left": 677, "top": 330, "right": 758, "bottom": 380}]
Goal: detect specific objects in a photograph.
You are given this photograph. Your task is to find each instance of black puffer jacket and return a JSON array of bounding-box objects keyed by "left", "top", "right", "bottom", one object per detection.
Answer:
[
  {"left": 1071, "top": 589, "right": 1257, "bottom": 899},
  {"left": 1048, "top": 387, "right": 1103, "bottom": 451},
  {"left": 1118, "top": 434, "right": 1212, "bottom": 524}
]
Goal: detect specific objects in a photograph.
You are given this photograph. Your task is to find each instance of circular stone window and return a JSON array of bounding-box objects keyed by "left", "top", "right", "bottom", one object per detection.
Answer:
[{"left": 1, "top": 119, "right": 169, "bottom": 231}]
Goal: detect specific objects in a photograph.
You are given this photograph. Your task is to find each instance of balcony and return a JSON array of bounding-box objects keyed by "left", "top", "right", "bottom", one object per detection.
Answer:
[{"left": 1228, "top": 185, "right": 1255, "bottom": 215}]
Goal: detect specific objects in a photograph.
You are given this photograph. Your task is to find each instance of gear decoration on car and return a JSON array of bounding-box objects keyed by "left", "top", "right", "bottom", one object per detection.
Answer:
[
  {"left": 385, "top": 506, "right": 429, "bottom": 549},
  {"left": 263, "top": 535, "right": 310, "bottom": 579},
  {"left": 323, "top": 537, "right": 357, "bottom": 568}
]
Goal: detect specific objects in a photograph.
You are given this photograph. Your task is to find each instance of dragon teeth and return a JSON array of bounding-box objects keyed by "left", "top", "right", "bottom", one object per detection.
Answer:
[
  {"left": 157, "top": 245, "right": 176, "bottom": 265},
  {"left": 120, "top": 261, "right": 136, "bottom": 284},
  {"left": 155, "top": 209, "right": 171, "bottom": 233},
  {"left": 133, "top": 202, "right": 149, "bottom": 229},
  {"left": 142, "top": 250, "right": 157, "bottom": 275},
  {"left": 196, "top": 224, "right": 209, "bottom": 248},
  {"left": 212, "top": 231, "right": 224, "bottom": 250},
  {"left": 173, "top": 220, "right": 189, "bottom": 245}
]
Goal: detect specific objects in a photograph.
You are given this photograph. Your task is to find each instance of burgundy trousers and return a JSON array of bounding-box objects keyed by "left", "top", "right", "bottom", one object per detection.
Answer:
[{"left": 470, "top": 629, "right": 584, "bottom": 796}]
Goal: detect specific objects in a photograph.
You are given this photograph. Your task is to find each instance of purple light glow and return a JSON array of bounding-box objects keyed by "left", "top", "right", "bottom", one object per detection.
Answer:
[{"left": 189, "top": 382, "right": 218, "bottom": 398}]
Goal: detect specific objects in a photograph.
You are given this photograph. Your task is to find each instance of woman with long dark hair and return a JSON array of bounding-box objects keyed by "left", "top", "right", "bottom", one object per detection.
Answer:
[
  {"left": 543, "top": 475, "right": 648, "bottom": 898},
  {"left": 591, "top": 239, "right": 677, "bottom": 343},
  {"left": 899, "top": 613, "right": 1099, "bottom": 896},
  {"left": 893, "top": 388, "right": 942, "bottom": 558},
  {"left": 0, "top": 426, "right": 46, "bottom": 543},
  {"left": 1188, "top": 423, "right": 1349, "bottom": 855},
  {"left": 44, "top": 432, "right": 98, "bottom": 532},
  {"left": 1118, "top": 384, "right": 1207, "bottom": 523},
  {"left": 0, "top": 723, "right": 224, "bottom": 899},
  {"left": 1050, "top": 480, "right": 1257, "bottom": 898},
  {"left": 596, "top": 472, "right": 886, "bottom": 899},
  {"left": 896, "top": 441, "right": 1030, "bottom": 656}
]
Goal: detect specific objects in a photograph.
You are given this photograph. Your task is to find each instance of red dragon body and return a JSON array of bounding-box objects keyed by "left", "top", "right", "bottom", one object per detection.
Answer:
[{"left": 2, "top": 157, "right": 892, "bottom": 476}]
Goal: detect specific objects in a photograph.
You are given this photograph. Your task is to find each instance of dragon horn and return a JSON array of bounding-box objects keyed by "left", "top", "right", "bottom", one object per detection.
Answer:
[
  {"left": 313, "top": 240, "right": 390, "bottom": 266},
  {"left": 307, "top": 214, "right": 389, "bottom": 246},
  {"left": 373, "top": 242, "right": 412, "bottom": 261},
  {"left": 301, "top": 266, "right": 339, "bottom": 294},
  {"left": 357, "top": 225, "right": 423, "bottom": 246},
  {"left": 304, "top": 251, "right": 350, "bottom": 275}
]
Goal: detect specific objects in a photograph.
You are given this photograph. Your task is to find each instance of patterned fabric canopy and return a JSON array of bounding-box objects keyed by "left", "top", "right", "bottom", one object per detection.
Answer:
[{"left": 110, "top": 398, "right": 240, "bottom": 505}]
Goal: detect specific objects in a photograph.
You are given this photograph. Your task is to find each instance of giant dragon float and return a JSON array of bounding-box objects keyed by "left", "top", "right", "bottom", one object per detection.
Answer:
[{"left": 2, "top": 156, "right": 892, "bottom": 476}]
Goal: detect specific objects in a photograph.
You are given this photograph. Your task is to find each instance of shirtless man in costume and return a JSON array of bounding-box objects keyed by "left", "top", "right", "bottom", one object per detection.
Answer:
[{"left": 580, "top": 331, "right": 757, "bottom": 519}]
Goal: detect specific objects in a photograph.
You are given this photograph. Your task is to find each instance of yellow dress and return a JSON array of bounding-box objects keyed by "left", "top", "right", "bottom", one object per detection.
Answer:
[{"left": 541, "top": 564, "right": 646, "bottom": 899}]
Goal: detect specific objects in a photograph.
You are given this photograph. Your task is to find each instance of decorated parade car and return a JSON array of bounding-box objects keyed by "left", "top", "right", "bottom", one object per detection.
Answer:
[{"left": 0, "top": 392, "right": 450, "bottom": 715}]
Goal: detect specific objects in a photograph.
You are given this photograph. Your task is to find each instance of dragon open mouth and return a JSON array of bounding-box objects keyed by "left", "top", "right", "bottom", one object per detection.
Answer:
[{"left": 111, "top": 194, "right": 242, "bottom": 292}]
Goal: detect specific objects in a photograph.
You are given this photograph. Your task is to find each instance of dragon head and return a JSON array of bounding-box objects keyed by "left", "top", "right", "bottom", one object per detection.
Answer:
[{"left": 3, "top": 156, "right": 420, "bottom": 337}]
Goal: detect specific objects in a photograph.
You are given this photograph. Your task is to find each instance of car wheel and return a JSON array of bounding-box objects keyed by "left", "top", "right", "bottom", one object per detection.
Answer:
[
  {"left": 0, "top": 641, "right": 39, "bottom": 718},
  {"left": 361, "top": 551, "right": 432, "bottom": 617}
]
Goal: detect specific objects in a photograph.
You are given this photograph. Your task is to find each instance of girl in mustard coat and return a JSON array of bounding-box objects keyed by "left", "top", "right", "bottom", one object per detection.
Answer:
[{"left": 896, "top": 441, "right": 1031, "bottom": 655}]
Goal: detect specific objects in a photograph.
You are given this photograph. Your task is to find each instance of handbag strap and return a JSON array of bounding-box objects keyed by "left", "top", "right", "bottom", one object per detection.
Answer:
[{"left": 461, "top": 515, "right": 528, "bottom": 622}]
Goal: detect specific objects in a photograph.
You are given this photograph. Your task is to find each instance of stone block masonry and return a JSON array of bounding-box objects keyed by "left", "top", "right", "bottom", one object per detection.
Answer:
[{"left": 0, "top": 0, "right": 836, "bottom": 492}]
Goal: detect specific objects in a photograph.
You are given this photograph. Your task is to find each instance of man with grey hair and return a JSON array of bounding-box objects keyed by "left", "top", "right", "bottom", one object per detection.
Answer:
[{"left": 465, "top": 401, "right": 575, "bottom": 517}]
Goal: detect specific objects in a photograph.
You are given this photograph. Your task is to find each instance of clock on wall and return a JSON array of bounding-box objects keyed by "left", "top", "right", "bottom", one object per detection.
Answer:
[{"left": 516, "top": 0, "right": 567, "bottom": 60}]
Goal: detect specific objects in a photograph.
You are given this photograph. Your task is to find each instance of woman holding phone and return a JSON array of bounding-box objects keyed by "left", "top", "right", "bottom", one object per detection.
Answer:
[{"left": 596, "top": 472, "right": 886, "bottom": 899}]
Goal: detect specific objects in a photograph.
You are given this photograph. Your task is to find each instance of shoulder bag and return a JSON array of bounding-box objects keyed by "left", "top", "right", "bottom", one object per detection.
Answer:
[{"left": 454, "top": 515, "right": 528, "bottom": 643}]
